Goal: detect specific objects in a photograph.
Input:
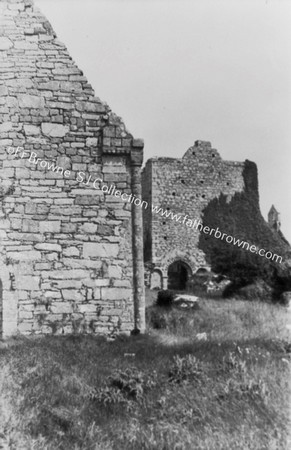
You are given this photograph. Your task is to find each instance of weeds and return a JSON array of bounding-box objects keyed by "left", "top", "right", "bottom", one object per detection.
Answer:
[
  {"left": 90, "top": 367, "right": 158, "bottom": 411},
  {"left": 0, "top": 294, "right": 290, "bottom": 449},
  {"left": 168, "top": 354, "right": 205, "bottom": 384}
]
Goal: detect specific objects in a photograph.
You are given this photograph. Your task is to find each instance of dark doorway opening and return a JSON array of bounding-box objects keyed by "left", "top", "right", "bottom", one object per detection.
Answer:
[{"left": 167, "top": 261, "right": 190, "bottom": 290}]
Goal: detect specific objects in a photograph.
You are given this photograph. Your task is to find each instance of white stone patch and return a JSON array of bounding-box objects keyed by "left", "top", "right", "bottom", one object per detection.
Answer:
[
  {"left": 174, "top": 295, "right": 199, "bottom": 309},
  {"left": 86, "top": 137, "right": 98, "bottom": 147},
  {"left": 35, "top": 243, "right": 62, "bottom": 252},
  {"left": 0, "top": 37, "right": 13, "bottom": 50},
  {"left": 196, "top": 332, "right": 207, "bottom": 341},
  {"left": 23, "top": 124, "right": 40, "bottom": 136},
  {"left": 41, "top": 123, "right": 69, "bottom": 138},
  {"left": 56, "top": 155, "right": 71, "bottom": 170},
  {"left": 83, "top": 242, "right": 119, "bottom": 258},
  {"left": 0, "top": 122, "right": 13, "bottom": 133},
  {"left": 14, "top": 41, "right": 37, "bottom": 50},
  {"left": 0, "top": 85, "right": 8, "bottom": 96},
  {"left": 6, "top": 251, "right": 42, "bottom": 262},
  {"left": 18, "top": 94, "right": 44, "bottom": 109}
]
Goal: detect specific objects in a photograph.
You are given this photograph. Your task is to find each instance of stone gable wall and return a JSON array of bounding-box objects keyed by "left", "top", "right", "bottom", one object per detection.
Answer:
[
  {"left": 0, "top": 0, "right": 145, "bottom": 336},
  {"left": 142, "top": 140, "right": 247, "bottom": 284},
  {"left": 142, "top": 140, "right": 290, "bottom": 289}
]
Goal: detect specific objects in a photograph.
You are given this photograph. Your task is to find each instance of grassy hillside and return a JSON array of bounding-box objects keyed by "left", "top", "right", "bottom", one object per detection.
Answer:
[{"left": 0, "top": 292, "right": 290, "bottom": 449}]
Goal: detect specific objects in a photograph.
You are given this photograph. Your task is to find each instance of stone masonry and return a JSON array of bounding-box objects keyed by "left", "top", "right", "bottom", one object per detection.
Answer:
[
  {"left": 142, "top": 140, "right": 290, "bottom": 289},
  {"left": 0, "top": 0, "right": 145, "bottom": 337}
]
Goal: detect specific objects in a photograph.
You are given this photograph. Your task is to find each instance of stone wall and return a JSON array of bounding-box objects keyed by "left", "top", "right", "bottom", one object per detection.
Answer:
[
  {"left": 0, "top": 0, "right": 145, "bottom": 336},
  {"left": 142, "top": 140, "right": 289, "bottom": 288}
]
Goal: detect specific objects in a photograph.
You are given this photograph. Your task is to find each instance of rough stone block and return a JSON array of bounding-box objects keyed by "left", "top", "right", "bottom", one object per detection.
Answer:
[
  {"left": 62, "top": 289, "right": 82, "bottom": 301},
  {"left": 18, "top": 276, "right": 40, "bottom": 291},
  {"left": 23, "top": 124, "right": 40, "bottom": 136},
  {"left": 83, "top": 242, "right": 119, "bottom": 258},
  {"left": 46, "top": 269, "right": 88, "bottom": 279},
  {"left": 39, "top": 221, "right": 61, "bottom": 233},
  {"left": 63, "top": 247, "right": 80, "bottom": 257},
  {"left": 35, "top": 243, "right": 62, "bottom": 252},
  {"left": 86, "top": 137, "right": 98, "bottom": 147},
  {"left": 108, "top": 266, "right": 122, "bottom": 279},
  {"left": 23, "top": 219, "right": 39, "bottom": 233},
  {"left": 19, "top": 310, "right": 33, "bottom": 320},
  {"left": 0, "top": 219, "right": 10, "bottom": 229},
  {"left": 18, "top": 94, "right": 44, "bottom": 109},
  {"left": 0, "top": 85, "right": 8, "bottom": 96},
  {"left": 50, "top": 302, "right": 73, "bottom": 314},
  {"left": 79, "top": 223, "right": 97, "bottom": 234},
  {"left": 15, "top": 41, "right": 38, "bottom": 50},
  {"left": 7, "top": 251, "right": 42, "bottom": 262},
  {"left": 53, "top": 280, "right": 82, "bottom": 289},
  {"left": 77, "top": 303, "right": 97, "bottom": 313},
  {"left": 0, "top": 122, "right": 13, "bottom": 133},
  {"left": 44, "top": 291, "right": 62, "bottom": 299},
  {"left": 41, "top": 123, "right": 69, "bottom": 138},
  {"left": 101, "top": 288, "right": 131, "bottom": 301},
  {"left": 0, "top": 37, "right": 13, "bottom": 50},
  {"left": 90, "top": 279, "right": 110, "bottom": 287},
  {"left": 17, "top": 322, "right": 33, "bottom": 334}
]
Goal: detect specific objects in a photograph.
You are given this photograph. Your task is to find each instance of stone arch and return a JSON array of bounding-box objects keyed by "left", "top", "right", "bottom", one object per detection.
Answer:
[
  {"left": 150, "top": 269, "right": 163, "bottom": 290},
  {"left": 167, "top": 260, "right": 192, "bottom": 290},
  {"left": 195, "top": 267, "right": 209, "bottom": 275},
  {"left": 165, "top": 254, "right": 196, "bottom": 275}
]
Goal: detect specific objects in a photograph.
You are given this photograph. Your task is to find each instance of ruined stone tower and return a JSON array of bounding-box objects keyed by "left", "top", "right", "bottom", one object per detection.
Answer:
[
  {"left": 142, "top": 140, "right": 290, "bottom": 289},
  {"left": 268, "top": 205, "right": 281, "bottom": 232},
  {"left": 0, "top": 0, "right": 145, "bottom": 336}
]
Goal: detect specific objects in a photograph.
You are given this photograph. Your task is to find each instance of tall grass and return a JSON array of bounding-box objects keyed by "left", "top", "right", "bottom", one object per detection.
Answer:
[{"left": 0, "top": 293, "right": 290, "bottom": 449}]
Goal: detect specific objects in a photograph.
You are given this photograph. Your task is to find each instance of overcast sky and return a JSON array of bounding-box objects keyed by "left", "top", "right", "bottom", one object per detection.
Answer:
[{"left": 36, "top": 0, "right": 291, "bottom": 243}]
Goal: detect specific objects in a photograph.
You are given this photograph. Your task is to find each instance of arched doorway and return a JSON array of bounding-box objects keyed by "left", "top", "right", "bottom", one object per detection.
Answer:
[
  {"left": 150, "top": 270, "right": 163, "bottom": 290},
  {"left": 167, "top": 261, "right": 190, "bottom": 290}
]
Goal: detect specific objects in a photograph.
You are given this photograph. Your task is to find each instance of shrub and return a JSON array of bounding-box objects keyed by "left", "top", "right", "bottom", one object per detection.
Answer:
[
  {"left": 109, "top": 367, "right": 157, "bottom": 401},
  {"left": 168, "top": 354, "right": 204, "bottom": 384},
  {"left": 156, "top": 290, "right": 175, "bottom": 308},
  {"left": 218, "top": 377, "right": 268, "bottom": 401},
  {"left": 90, "top": 367, "right": 157, "bottom": 409},
  {"left": 220, "top": 351, "right": 247, "bottom": 375},
  {"left": 223, "top": 279, "right": 272, "bottom": 301},
  {"left": 146, "top": 307, "right": 168, "bottom": 329}
]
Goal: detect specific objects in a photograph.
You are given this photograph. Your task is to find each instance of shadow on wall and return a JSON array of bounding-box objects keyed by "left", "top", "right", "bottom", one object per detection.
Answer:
[{"left": 198, "top": 161, "right": 290, "bottom": 297}]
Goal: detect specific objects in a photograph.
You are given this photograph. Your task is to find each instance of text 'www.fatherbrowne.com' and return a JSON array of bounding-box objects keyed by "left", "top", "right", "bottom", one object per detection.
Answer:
[
  {"left": 152, "top": 205, "right": 283, "bottom": 264},
  {"left": 6, "top": 146, "right": 283, "bottom": 264}
]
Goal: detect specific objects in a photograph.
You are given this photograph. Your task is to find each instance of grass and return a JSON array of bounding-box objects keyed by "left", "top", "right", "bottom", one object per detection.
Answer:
[{"left": 0, "top": 289, "right": 290, "bottom": 449}]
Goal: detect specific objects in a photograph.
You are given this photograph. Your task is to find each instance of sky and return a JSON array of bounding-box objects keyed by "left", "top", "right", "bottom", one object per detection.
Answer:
[{"left": 36, "top": 0, "right": 291, "bottom": 242}]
